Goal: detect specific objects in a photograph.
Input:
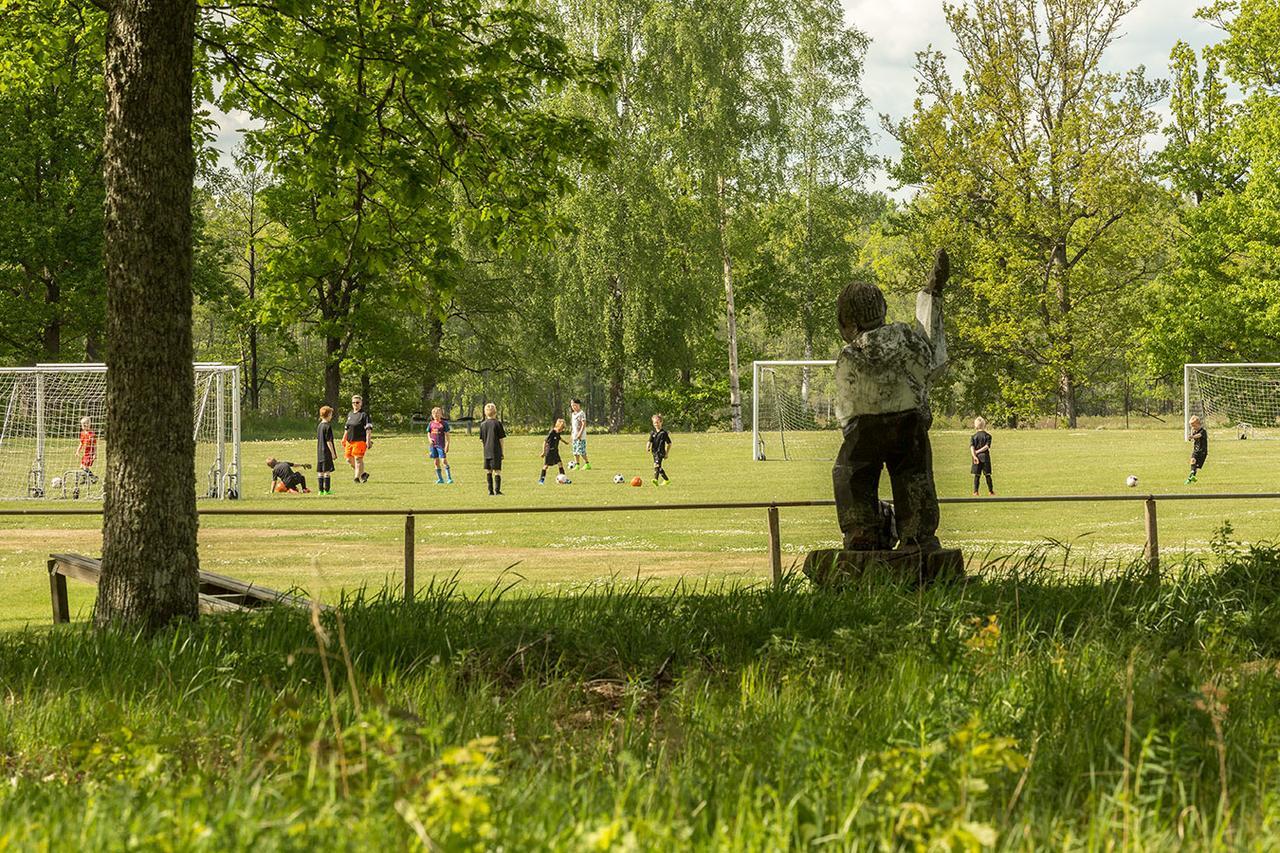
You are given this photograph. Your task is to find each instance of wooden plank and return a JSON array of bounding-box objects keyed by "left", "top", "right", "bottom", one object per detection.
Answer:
[{"left": 48, "top": 552, "right": 318, "bottom": 618}]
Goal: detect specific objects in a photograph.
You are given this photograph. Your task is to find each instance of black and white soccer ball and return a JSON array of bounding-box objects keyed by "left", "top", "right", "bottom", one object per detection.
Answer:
[
  {"left": 613, "top": 474, "right": 625, "bottom": 484},
  {"left": 50, "top": 476, "right": 63, "bottom": 492},
  {"left": 568, "top": 461, "right": 577, "bottom": 470},
  {"left": 1125, "top": 475, "right": 1138, "bottom": 488}
]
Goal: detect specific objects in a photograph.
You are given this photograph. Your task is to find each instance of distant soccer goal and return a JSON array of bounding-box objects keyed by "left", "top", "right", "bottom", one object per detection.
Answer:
[
  {"left": 1184, "top": 363, "right": 1280, "bottom": 440},
  {"left": 751, "top": 360, "right": 839, "bottom": 460},
  {"left": 0, "top": 363, "right": 241, "bottom": 499}
]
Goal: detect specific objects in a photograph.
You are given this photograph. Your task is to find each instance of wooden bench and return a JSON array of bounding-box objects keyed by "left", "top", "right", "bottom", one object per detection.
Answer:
[{"left": 47, "top": 553, "right": 318, "bottom": 623}]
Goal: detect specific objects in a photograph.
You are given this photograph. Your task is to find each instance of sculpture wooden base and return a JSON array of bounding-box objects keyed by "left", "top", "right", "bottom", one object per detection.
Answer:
[{"left": 803, "top": 547, "right": 965, "bottom": 589}]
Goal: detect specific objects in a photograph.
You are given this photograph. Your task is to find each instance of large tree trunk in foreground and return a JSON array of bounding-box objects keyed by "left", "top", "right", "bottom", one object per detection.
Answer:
[{"left": 95, "top": 0, "right": 199, "bottom": 629}]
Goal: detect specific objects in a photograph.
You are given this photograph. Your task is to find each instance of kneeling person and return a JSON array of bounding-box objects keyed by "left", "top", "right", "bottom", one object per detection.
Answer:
[{"left": 268, "top": 457, "right": 311, "bottom": 494}]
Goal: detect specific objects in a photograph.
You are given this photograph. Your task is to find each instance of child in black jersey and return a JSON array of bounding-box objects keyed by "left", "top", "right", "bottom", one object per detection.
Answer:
[
  {"left": 539, "top": 418, "right": 570, "bottom": 484},
  {"left": 970, "top": 416, "right": 994, "bottom": 496},
  {"left": 1186, "top": 416, "right": 1209, "bottom": 484},
  {"left": 316, "top": 405, "right": 336, "bottom": 495},
  {"left": 647, "top": 413, "right": 671, "bottom": 486}
]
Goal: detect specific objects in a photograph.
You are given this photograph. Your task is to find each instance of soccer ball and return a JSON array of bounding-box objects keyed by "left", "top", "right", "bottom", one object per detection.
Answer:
[
  {"left": 568, "top": 461, "right": 577, "bottom": 470},
  {"left": 1125, "top": 475, "right": 1138, "bottom": 488},
  {"left": 630, "top": 476, "right": 643, "bottom": 487},
  {"left": 50, "top": 476, "right": 63, "bottom": 492},
  {"left": 556, "top": 473, "right": 570, "bottom": 484},
  {"left": 274, "top": 481, "right": 290, "bottom": 493},
  {"left": 613, "top": 474, "right": 625, "bottom": 484}
]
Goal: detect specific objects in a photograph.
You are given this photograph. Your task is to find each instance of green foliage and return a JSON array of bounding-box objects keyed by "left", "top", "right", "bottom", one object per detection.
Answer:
[
  {"left": 4, "top": 543, "right": 1280, "bottom": 845},
  {"left": 888, "top": 0, "right": 1169, "bottom": 425},
  {"left": 0, "top": 0, "right": 106, "bottom": 361},
  {"left": 1142, "top": 3, "right": 1280, "bottom": 374}
]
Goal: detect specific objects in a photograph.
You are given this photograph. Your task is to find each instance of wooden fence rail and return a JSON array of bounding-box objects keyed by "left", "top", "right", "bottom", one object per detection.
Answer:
[{"left": 9, "top": 492, "right": 1280, "bottom": 596}]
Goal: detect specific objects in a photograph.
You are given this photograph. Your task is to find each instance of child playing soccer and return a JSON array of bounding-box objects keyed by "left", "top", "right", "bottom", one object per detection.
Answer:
[
  {"left": 570, "top": 399, "right": 591, "bottom": 470},
  {"left": 316, "top": 406, "right": 336, "bottom": 495},
  {"left": 540, "top": 418, "right": 569, "bottom": 484},
  {"left": 427, "top": 406, "right": 453, "bottom": 484},
  {"left": 647, "top": 413, "right": 671, "bottom": 486},
  {"left": 267, "top": 457, "right": 311, "bottom": 493},
  {"left": 1186, "top": 415, "right": 1209, "bottom": 484},
  {"left": 970, "top": 417, "right": 994, "bottom": 496},
  {"left": 479, "top": 402, "right": 506, "bottom": 495},
  {"left": 77, "top": 416, "right": 98, "bottom": 482}
]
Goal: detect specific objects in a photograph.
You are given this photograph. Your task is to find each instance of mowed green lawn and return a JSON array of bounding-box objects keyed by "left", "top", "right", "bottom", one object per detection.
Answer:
[{"left": 1, "top": 427, "right": 1277, "bottom": 628}]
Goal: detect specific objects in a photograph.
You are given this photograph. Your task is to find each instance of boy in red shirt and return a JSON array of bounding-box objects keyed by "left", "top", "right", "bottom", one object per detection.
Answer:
[{"left": 78, "top": 417, "right": 98, "bottom": 480}]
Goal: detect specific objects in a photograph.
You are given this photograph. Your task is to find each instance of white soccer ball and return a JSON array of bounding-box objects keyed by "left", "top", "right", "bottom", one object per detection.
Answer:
[
  {"left": 50, "top": 476, "right": 63, "bottom": 491},
  {"left": 568, "top": 461, "right": 577, "bottom": 470},
  {"left": 1125, "top": 475, "right": 1138, "bottom": 488},
  {"left": 556, "top": 473, "right": 569, "bottom": 484},
  {"left": 613, "top": 474, "right": 625, "bottom": 484}
]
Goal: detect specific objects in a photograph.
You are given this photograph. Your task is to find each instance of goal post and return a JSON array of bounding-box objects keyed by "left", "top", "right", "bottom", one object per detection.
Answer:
[
  {"left": 0, "top": 363, "right": 241, "bottom": 499},
  {"left": 751, "top": 360, "right": 839, "bottom": 461},
  {"left": 1184, "top": 363, "right": 1280, "bottom": 440}
]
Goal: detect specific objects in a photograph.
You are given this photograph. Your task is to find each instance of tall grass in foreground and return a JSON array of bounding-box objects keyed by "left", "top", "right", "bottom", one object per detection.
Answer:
[{"left": 2, "top": 534, "right": 1280, "bottom": 849}]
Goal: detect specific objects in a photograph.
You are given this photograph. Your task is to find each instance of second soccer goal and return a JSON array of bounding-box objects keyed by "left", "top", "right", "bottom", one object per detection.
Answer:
[{"left": 751, "top": 360, "right": 840, "bottom": 461}]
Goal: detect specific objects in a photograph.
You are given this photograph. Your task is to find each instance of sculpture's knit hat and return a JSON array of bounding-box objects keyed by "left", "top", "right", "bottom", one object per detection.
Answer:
[{"left": 838, "top": 281, "right": 887, "bottom": 333}]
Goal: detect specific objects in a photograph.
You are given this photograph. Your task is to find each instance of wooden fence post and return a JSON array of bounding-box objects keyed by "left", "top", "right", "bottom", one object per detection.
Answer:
[
  {"left": 1143, "top": 497, "right": 1159, "bottom": 579},
  {"left": 767, "top": 505, "right": 782, "bottom": 588},
  {"left": 404, "top": 513, "right": 416, "bottom": 601}
]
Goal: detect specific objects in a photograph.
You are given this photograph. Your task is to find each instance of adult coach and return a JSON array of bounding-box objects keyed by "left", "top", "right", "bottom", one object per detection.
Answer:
[{"left": 344, "top": 394, "right": 373, "bottom": 483}]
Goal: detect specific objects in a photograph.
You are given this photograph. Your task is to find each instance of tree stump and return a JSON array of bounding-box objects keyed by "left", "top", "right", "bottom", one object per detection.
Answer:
[{"left": 803, "top": 548, "right": 964, "bottom": 589}]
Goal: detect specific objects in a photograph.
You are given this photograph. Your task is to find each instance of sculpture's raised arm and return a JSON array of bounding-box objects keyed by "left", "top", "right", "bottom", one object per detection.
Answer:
[{"left": 916, "top": 248, "right": 948, "bottom": 381}]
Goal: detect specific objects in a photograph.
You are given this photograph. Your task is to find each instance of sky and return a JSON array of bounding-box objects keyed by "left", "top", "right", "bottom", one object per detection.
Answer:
[
  {"left": 843, "top": 0, "right": 1223, "bottom": 192},
  {"left": 208, "top": 0, "right": 1225, "bottom": 193}
]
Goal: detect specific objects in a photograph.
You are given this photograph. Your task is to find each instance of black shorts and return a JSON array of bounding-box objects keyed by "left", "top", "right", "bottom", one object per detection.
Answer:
[
  {"left": 1192, "top": 452, "right": 1207, "bottom": 469},
  {"left": 317, "top": 456, "right": 335, "bottom": 474},
  {"left": 970, "top": 455, "right": 991, "bottom": 475},
  {"left": 652, "top": 453, "right": 666, "bottom": 468},
  {"left": 484, "top": 457, "right": 503, "bottom": 471},
  {"left": 544, "top": 449, "right": 562, "bottom": 466}
]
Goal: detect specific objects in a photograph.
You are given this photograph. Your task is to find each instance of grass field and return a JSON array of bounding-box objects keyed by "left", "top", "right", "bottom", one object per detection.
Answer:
[
  {"left": 1, "top": 427, "right": 1278, "bottom": 629},
  {"left": 3, "top": 544, "right": 1280, "bottom": 847}
]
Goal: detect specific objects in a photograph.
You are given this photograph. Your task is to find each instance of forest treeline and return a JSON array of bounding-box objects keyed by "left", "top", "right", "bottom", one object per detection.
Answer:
[{"left": 2, "top": 0, "right": 1277, "bottom": 431}]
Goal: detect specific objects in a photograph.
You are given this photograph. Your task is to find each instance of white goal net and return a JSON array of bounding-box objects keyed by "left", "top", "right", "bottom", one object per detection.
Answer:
[
  {"left": 1184, "top": 363, "right": 1280, "bottom": 439},
  {"left": 751, "top": 360, "right": 840, "bottom": 460},
  {"left": 0, "top": 363, "right": 241, "bottom": 499}
]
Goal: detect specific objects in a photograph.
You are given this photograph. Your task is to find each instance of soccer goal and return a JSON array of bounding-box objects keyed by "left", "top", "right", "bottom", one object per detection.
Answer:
[
  {"left": 0, "top": 363, "right": 241, "bottom": 499},
  {"left": 1184, "top": 363, "right": 1280, "bottom": 440},
  {"left": 751, "top": 360, "right": 839, "bottom": 460}
]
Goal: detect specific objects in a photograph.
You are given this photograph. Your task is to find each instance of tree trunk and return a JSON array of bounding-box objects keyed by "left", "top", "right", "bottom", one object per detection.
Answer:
[
  {"left": 248, "top": 324, "right": 259, "bottom": 409},
  {"left": 1051, "top": 240, "right": 1078, "bottom": 427},
  {"left": 801, "top": 336, "right": 813, "bottom": 407},
  {"left": 360, "top": 370, "right": 371, "bottom": 415},
  {"left": 324, "top": 335, "right": 342, "bottom": 409},
  {"left": 95, "top": 0, "right": 199, "bottom": 630},
  {"left": 86, "top": 327, "right": 102, "bottom": 361},
  {"left": 42, "top": 271, "right": 61, "bottom": 359},
  {"left": 718, "top": 175, "right": 743, "bottom": 432},
  {"left": 607, "top": 273, "right": 624, "bottom": 433}
]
